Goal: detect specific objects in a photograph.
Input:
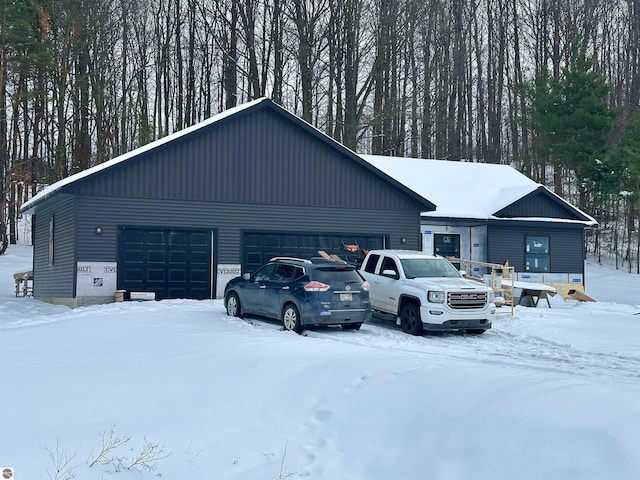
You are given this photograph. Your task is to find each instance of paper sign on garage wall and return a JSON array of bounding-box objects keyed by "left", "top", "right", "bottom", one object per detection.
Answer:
[
  {"left": 76, "top": 262, "right": 117, "bottom": 297},
  {"left": 216, "top": 264, "right": 241, "bottom": 298}
]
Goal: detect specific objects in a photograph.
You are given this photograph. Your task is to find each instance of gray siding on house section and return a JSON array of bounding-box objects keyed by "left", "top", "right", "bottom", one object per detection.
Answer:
[
  {"left": 497, "top": 190, "right": 585, "bottom": 220},
  {"left": 68, "top": 108, "right": 421, "bottom": 212},
  {"left": 487, "top": 222, "right": 585, "bottom": 275},
  {"left": 76, "top": 196, "right": 420, "bottom": 263},
  {"left": 32, "top": 195, "right": 77, "bottom": 300}
]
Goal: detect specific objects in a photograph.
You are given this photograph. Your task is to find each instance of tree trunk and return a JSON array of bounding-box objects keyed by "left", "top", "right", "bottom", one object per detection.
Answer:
[
  {"left": 175, "top": 0, "right": 184, "bottom": 131},
  {"left": 342, "top": 0, "right": 360, "bottom": 149},
  {"left": 238, "top": 0, "right": 262, "bottom": 99},
  {"left": 271, "top": 0, "right": 284, "bottom": 103}
]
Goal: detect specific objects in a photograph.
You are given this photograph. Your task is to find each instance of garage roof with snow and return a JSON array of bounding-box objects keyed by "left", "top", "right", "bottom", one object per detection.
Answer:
[{"left": 23, "top": 99, "right": 435, "bottom": 214}]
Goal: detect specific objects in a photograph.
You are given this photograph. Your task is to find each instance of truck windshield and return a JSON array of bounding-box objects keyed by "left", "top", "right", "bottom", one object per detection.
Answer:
[{"left": 400, "top": 258, "right": 462, "bottom": 279}]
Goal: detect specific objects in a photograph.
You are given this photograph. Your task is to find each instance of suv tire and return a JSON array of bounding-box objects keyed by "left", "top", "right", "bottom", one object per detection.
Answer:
[
  {"left": 225, "top": 292, "right": 242, "bottom": 318},
  {"left": 341, "top": 323, "right": 362, "bottom": 331},
  {"left": 282, "top": 304, "right": 303, "bottom": 334}
]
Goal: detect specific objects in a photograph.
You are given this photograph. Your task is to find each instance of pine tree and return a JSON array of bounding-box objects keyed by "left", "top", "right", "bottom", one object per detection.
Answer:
[{"left": 529, "top": 50, "right": 615, "bottom": 210}]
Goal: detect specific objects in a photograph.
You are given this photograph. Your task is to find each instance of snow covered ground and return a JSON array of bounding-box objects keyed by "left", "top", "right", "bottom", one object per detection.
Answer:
[{"left": 1, "top": 244, "right": 640, "bottom": 480}]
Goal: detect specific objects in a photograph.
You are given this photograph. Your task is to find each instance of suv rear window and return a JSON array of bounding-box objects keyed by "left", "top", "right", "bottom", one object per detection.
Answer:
[{"left": 312, "top": 267, "right": 363, "bottom": 284}]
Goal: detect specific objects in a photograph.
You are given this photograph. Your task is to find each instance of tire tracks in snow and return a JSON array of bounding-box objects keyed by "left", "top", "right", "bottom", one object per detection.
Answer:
[{"left": 299, "top": 319, "right": 640, "bottom": 385}]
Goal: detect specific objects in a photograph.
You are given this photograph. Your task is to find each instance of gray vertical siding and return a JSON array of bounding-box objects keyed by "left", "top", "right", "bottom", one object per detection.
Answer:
[
  {"left": 487, "top": 222, "right": 585, "bottom": 275},
  {"left": 497, "top": 189, "right": 588, "bottom": 221},
  {"left": 76, "top": 197, "right": 420, "bottom": 263},
  {"left": 32, "top": 195, "right": 77, "bottom": 299},
  {"left": 68, "top": 108, "right": 424, "bottom": 212}
]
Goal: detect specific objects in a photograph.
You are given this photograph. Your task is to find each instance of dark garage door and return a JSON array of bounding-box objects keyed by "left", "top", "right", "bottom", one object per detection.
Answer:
[
  {"left": 243, "top": 232, "right": 387, "bottom": 273},
  {"left": 118, "top": 227, "right": 213, "bottom": 300}
]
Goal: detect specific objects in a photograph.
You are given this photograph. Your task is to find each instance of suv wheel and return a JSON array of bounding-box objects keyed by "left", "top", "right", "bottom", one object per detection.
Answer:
[
  {"left": 282, "top": 304, "right": 303, "bottom": 334},
  {"left": 225, "top": 292, "right": 242, "bottom": 318},
  {"left": 400, "top": 302, "right": 423, "bottom": 336}
]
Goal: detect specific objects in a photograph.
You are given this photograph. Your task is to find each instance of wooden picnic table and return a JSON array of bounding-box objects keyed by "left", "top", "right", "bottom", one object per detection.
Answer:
[
  {"left": 501, "top": 279, "right": 557, "bottom": 308},
  {"left": 14, "top": 270, "right": 33, "bottom": 297}
]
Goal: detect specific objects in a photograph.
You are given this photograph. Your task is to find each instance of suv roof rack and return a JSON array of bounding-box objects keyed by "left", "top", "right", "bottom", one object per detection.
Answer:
[
  {"left": 308, "top": 256, "right": 348, "bottom": 264},
  {"left": 269, "top": 256, "right": 313, "bottom": 264}
]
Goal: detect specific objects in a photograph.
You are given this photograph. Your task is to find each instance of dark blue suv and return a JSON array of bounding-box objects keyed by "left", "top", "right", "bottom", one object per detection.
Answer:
[{"left": 224, "top": 257, "right": 371, "bottom": 333}]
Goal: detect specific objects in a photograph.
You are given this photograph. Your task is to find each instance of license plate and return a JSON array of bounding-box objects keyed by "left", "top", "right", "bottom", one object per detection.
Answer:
[{"left": 340, "top": 293, "right": 352, "bottom": 302}]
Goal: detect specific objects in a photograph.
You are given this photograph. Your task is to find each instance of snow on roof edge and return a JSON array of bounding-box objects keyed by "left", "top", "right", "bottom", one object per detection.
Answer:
[
  {"left": 361, "top": 155, "right": 598, "bottom": 226},
  {"left": 22, "top": 98, "right": 435, "bottom": 213},
  {"left": 538, "top": 185, "right": 598, "bottom": 226}
]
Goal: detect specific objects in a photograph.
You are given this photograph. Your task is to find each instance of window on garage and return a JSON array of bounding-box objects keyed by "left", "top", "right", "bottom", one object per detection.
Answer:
[{"left": 48, "top": 216, "right": 55, "bottom": 265}]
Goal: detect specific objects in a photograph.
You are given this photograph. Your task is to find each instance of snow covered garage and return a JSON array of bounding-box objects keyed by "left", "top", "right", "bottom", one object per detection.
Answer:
[{"left": 20, "top": 99, "right": 434, "bottom": 306}]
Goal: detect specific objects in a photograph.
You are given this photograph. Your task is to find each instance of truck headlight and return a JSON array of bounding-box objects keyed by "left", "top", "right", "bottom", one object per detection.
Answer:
[{"left": 428, "top": 290, "right": 445, "bottom": 303}]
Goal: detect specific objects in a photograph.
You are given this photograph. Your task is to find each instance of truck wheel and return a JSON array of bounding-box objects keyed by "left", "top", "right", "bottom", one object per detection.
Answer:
[
  {"left": 466, "top": 329, "right": 486, "bottom": 335},
  {"left": 400, "top": 303, "right": 423, "bottom": 336}
]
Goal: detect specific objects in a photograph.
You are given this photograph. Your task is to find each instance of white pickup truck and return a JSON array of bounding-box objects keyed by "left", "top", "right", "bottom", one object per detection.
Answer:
[{"left": 358, "top": 250, "right": 496, "bottom": 335}]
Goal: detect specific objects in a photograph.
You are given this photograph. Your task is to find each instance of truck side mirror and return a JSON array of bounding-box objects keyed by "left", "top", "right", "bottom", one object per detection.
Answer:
[{"left": 381, "top": 269, "right": 399, "bottom": 279}]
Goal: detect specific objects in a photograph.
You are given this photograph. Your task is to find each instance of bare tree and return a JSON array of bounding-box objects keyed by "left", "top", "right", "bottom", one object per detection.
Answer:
[{"left": 287, "top": 0, "right": 329, "bottom": 122}]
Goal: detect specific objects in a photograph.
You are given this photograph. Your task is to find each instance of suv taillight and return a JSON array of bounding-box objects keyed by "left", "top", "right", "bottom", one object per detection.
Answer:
[
  {"left": 361, "top": 281, "right": 370, "bottom": 291},
  {"left": 304, "top": 281, "right": 330, "bottom": 292}
]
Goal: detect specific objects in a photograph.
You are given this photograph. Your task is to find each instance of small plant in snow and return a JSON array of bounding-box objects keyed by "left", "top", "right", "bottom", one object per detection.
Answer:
[
  {"left": 126, "top": 438, "right": 171, "bottom": 472},
  {"left": 271, "top": 441, "right": 295, "bottom": 480},
  {"left": 40, "top": 426, "right": 173, "bottom": 475},
  {"left": 43, "top": 435, "right": 79, "bottom": 480},
  {"left": 87, "top": 426, "right": 130, "bottom": 471}
]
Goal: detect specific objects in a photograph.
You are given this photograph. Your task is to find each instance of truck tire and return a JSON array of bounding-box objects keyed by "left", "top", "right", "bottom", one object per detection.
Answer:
[
  {"left": 400, "top": 302, "right": 423, "bottom": 336},
  {"left": 466, "top": 329, "right": 486, "bottom": 335}
]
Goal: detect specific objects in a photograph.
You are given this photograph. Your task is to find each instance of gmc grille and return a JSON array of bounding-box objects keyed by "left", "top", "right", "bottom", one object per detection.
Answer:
[{"left": 448, "top": 291, "right": 487, "bottom": 309}]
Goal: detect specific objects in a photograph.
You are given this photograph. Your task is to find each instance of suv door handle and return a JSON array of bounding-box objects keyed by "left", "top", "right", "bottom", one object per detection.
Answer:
[
  {"left": 259, "top": 285, "right": 266, "bottom": 289},
  {"left": 281, "top": 286, "right": 290, "bottom": 290}
]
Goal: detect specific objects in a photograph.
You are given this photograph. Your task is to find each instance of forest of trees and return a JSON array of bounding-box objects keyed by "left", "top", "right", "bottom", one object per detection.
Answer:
[{"left": 1, "top": 0, "right": 640, "bottom": 271}]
